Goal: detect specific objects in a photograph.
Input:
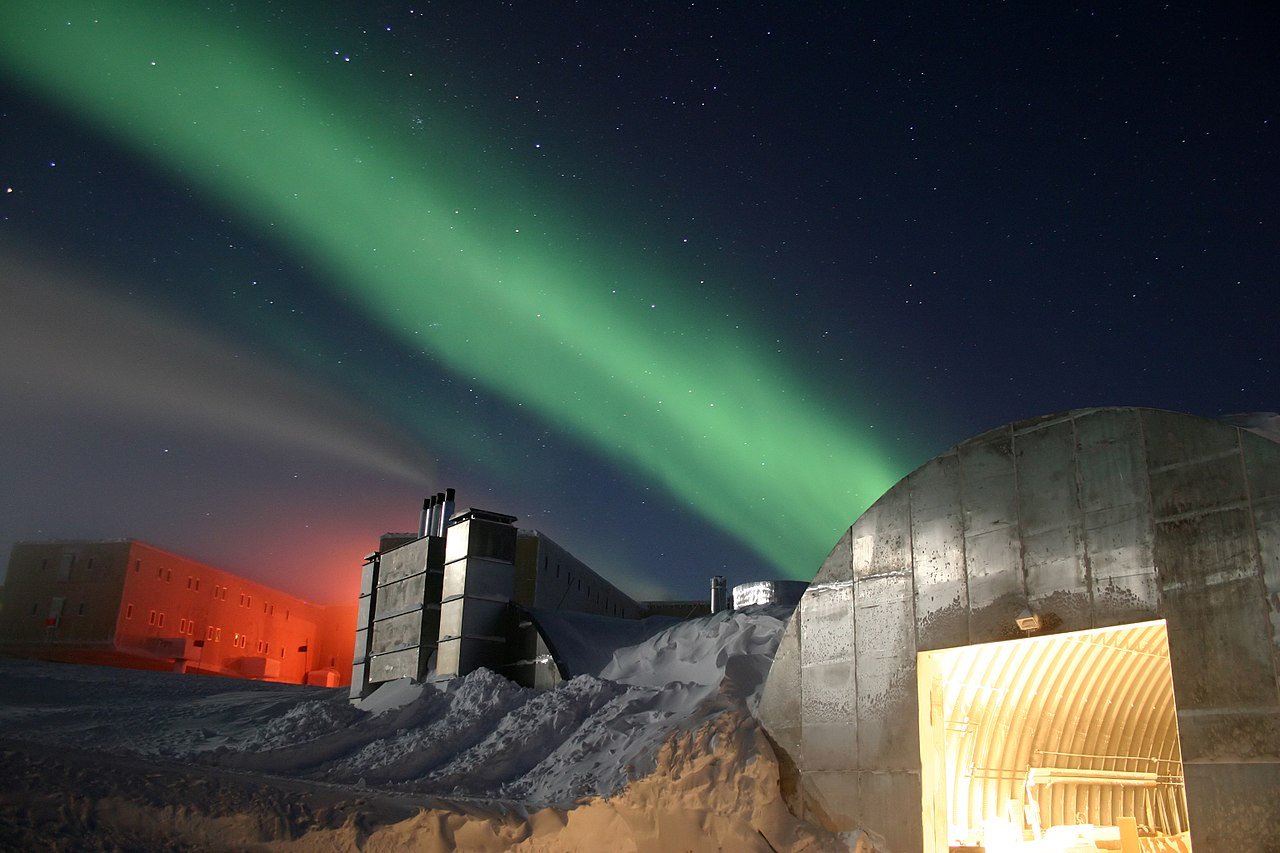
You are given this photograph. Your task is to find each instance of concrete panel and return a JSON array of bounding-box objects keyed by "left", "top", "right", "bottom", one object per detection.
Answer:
[
  {"left": 799, "top": 770, "right": 861, "bottom": 832},
  {"left": 959, "top": 428, "right": 1016, "bottom": 538},
  {"left": 800, "top": 660, "right": 857, "bottom": 771},
  {"left": 1158, "top": 514, "right": 1275, "bottom": 709},
  {"left": 759, "top": 615, "right": 802, "bottom": 731},
  {"left": 368, "top": 646, "right": 423, "bottom": 684},
  {"left": 911, "top": 453, "right": 969, "bottom": 652},
  {"left": 1242, "top": 430, "right": 1280, "bottom": 501},
  {"left": 360, "top": 562, "right": 377, "bottom": 596},
  {"left": 1075, "top": 408, "right": 1147, "bottom": 512},
  {"left": 1014, "top": 419, "right": 1079, "bottom": 536},
  {"left": 351, "top": 627, "right": 370, "bottom": 664},
  {"left": 857, "top": 770, "right": 923, "bottom": 853},
  {"left": 379, "top": 540, "right": 432, "bottom": 584},
  {"left": 1142, "top": 408, "right": 1239, "bottom": 469},
  {"left": 1086, "top": 502, "right": 1160, "bottom": 626},
  {"left": 966, "top": 527, "right": 1025, "bottom": 642},
  {"left": 357, "top": 594, "right": 373, "bottom": 628},
  {"left": 800, "top": 580, "right": 853, "bottom": 667},
  {"left": 445, "top": 558, "right": 514, "bottom": 602},
  {"left": 438, "top": 599, "right": 464, "bottom": 640},
  {"left": 435, "top": 637, "right": 460, "bottom": 677},
  {"left": 855, "top": 573, "right": 916, "bottom": 770},
  {"left": 370, "top": 609, "right": 423, "bottom": 656},
  {"left": 1175, "top": 707, "right": 1280, "bottom": 763},
  {"left": 814, "top": 527, "right": 853, "bottom": 584},
  {"left": 1149, "top": 453, "right": 1248, "bottom": 521},
  {"left": 1253, "top": 497, "right": 1280, "bottom": 668},
  {"left": 375, "top": 572, "right": 427, "bottom": 618},
  {"left": 1184, "top": 762, "right": 1280, "bottom": 852},
  {"left": 863, "top": 486, "right": 910, "bottom": 578}
]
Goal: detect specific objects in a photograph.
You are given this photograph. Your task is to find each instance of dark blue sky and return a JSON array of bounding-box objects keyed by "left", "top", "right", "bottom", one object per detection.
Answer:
[{"left": 1, "top": 2, "right": 1275, "bottom": 602}]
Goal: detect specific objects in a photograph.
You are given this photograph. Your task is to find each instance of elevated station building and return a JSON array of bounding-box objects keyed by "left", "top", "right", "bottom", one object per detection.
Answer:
[
  {"left": 353, "top": 491, "right": 715, "bottom": 695},
  {"left": 1, "top": 539, "right": 356, "bottom": 685}
]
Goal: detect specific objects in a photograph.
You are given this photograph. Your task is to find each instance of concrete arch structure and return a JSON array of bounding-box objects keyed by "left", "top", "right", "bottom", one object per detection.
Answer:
[{"left": 758, "top": 407, "right": 1280, "bottom": 852}]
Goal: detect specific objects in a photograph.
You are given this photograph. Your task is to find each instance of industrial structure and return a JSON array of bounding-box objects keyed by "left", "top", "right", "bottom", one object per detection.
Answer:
[
  {"left": 0, "top": 539, "right": 356, "bottom": 685},
  {"left": 758, "top": 407, "right": 1280, "bottom": 852},
  {"left": 353, "top": 490, "right": 716, "bottom": 695}
]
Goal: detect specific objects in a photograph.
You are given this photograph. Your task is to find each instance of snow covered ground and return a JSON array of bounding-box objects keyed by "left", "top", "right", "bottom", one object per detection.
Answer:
[{"left": 0, "top": 606, "right": 862, "bottom": 851}]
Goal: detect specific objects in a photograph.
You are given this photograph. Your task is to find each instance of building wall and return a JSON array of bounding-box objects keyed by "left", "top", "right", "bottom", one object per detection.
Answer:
[
  {"left": 757, "top": 408, "right": 1280, "bottom": 852},
  {"left": 2, "top": 539, "right": 355, "bottom": 685},
  {"left": 520, "top": 530, "right": 645, "bottom": 619}
]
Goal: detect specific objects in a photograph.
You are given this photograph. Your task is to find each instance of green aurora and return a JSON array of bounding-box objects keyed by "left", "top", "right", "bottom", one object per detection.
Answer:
[{"left": 0, "top": 1, "right": 912, "bottom": 577}]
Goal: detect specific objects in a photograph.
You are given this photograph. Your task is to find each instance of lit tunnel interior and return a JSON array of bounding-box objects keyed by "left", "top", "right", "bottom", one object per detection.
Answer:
[{"left": 917, "top": 620, "right": 1191, "bottom": 851}]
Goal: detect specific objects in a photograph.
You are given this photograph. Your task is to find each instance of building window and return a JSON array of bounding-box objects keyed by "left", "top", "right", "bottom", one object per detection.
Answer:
[
  {"left": 158, "top": 566, "right": 164, "bottom": 579},
  {"left": 31, "top": 603, "right": 38, "bottom": 616},
  {"left": 194, "top": 578, "right": 200, "bottom": 591},
  {"left": 157, "top": 613, "right": 165, "bottom": 628},
  {"left": 263, "top": 602, "right": 268, "bottom": 614},
  {"left": 126, "top": 604, "right": 134, "bottom": 619},
  {"left": 86, "top": 558, "right": 94, "bottom": 572},
  {"left": 206, "top": 626, "right": 213, "bottom": 640},
  {"left": 78, "top": 602, "right": 85, "bottom": 616},
  {"left": 166, "top": 569, "right": 172, "bottom": 582},
  {"left": 179, "top": 618, "right": 187, "bottom": 633},
  {"left": 148, "top": 610, "right": 157, "bottom": 625},
  {"left": 215, "top": 627, "right": 221, "bottom": 641},
  {"left": 134, "top": 559, "right": 141, "bottom": 573},
  {"left": 187, "top": 577, "right": 193, "bottom": 589}
]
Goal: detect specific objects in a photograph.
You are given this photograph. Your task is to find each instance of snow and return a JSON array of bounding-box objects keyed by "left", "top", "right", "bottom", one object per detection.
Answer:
[{"left": 0, "top": 605, "right": 857, "bottom": 851}]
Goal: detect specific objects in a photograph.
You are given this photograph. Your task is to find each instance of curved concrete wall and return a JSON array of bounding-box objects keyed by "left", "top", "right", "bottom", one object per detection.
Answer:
[{"left": 757, "top": 407, "right": 1280, "bottom": 852}]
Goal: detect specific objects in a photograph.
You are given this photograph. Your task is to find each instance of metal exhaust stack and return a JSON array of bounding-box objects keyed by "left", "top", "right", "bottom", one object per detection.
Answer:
[
  {"left": 424, "top": 494, "right": 440, "bottom": 535},
  {"left": 429, "top": 491, "right": 445, "bottom": 536},
  {"left": 710, "top": 575, "right": 728, "bottom": 613},
  {"left": 439, "top": 488, "right": 456, "bottom": 535}
]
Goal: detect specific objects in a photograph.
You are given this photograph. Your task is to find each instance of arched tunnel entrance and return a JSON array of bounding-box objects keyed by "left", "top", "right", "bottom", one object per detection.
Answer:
[{"left": 917, "top": 620, "right": 1192, "bottom": 852}]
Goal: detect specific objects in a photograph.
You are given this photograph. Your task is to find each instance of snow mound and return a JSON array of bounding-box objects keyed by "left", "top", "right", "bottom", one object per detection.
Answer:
[{"left": 0, "top": 606, "right": 796, "bottom": 806}]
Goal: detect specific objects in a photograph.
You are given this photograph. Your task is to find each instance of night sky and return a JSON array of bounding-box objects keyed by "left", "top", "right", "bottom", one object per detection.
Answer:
[{"left": 1, "top": 2, "right": 1275, "bottom": 604}]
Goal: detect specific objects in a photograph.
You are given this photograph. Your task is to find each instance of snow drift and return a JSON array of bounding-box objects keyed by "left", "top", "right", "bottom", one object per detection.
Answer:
[{"left": 0, "top": 606, "right": 863, "bottom": 851}]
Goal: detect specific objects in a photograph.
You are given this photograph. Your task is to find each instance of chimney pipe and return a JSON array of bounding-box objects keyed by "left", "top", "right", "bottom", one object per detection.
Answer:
[
  {"left": 439, "top": 488, "right": 456, "bottom": 535},
  {"left": 429, "top": 491, "right": 445, "bottom": 536},
  {"left": 711, "top": 575, "right": 728, "bottom": 613},
  {"left": 424, "top": 494, "right": 440, "bottom": 535}
]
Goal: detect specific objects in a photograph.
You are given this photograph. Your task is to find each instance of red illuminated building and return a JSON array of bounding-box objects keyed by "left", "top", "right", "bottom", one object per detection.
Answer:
[{"left": 0, "top": 539, "right": 356, "bottom": 686}]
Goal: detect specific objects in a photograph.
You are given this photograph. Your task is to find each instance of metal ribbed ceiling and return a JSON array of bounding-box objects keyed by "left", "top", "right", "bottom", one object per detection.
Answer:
[{"left": 918, "top": 620, "right": 1189, "bottom": 842}]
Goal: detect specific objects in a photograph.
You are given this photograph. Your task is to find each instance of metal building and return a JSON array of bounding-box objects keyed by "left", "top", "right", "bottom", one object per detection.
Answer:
[{"left": 757, "top": 408, "right": 1280, "bottom": 852}]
